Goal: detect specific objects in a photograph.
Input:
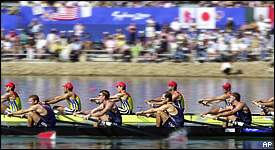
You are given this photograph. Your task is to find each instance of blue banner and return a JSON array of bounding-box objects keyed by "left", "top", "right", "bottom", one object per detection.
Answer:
[
  {"left": 216, "top": 8, "right": 247, "bottom": 29},
  {"left": 2, "top": 7, "right": 250, "bottom": 41}
]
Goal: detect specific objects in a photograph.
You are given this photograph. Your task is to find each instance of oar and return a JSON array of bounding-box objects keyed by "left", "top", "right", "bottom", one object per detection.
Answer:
[{"left": 38, "top": 131, "right": 56, "bottom": 140}]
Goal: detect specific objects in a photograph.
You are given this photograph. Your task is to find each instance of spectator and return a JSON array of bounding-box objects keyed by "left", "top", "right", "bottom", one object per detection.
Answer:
[
  {"left": 35, "top": 32, "right": 47, "bottom": 58},
  {"left": 104, "top": 35, "right": 116, "bottom": 55},
  {"left": 70, "top": 37, "right": 82, "bottom": 62},
  {"left": 127, "top": 23, "right": 137, "bottom": 45},
  {"left": 74, "top": 23, "right": 85, "bottom": 37},
  {"left": 28, "top": 19, "right": 43, "bottom": 36},
  {"left": 225, "top": 17, "right": 235, "bottom": 33},
  {"left": 170, "top": 17, "right": 182, "bottom": 33}
]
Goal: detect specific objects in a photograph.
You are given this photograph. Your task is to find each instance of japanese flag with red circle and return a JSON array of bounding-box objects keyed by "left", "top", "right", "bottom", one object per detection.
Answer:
[{"left": 196, "top": 8, "right": 216, "bottom": 29}]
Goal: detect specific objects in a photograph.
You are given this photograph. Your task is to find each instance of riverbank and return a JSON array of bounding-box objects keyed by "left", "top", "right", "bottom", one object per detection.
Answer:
[{"left": 1, "top": 62, "right": 274, "bottom": 78}]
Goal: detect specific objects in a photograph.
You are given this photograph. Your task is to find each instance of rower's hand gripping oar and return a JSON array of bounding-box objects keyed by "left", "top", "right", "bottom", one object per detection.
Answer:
[{"left": 198, "top": 99, "right": 211, "bottom": 107}]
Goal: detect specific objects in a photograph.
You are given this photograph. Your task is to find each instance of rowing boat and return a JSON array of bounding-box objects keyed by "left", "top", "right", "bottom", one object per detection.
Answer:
[
  {"left": 1, "top": 124, "right": 273, "bottom": 137},
  {"left": 1, "top": 114, "right": 273, "bottom": 126}
]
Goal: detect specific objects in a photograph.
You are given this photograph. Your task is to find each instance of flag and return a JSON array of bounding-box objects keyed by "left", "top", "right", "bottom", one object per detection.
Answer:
[
  {"left": 50, "top": 7, "right": 79, "bottom": 20},
  {"left": 246, "top": 7, "right": 274, "bottom": 24},
  {"left": 196, "top": 7, "right": 216, "bottom": 29},
  {"left": 179, "top": 7, "right": 195, "bottom": 28},
  {"left": 269, "top": 6, "right": 274, "bottom": 24},
  {"left": 80, "top": 7, "right": 92, "bottom": 18},
  {"left": 254, "top": 7, "right": 269, "bottom": 21}
]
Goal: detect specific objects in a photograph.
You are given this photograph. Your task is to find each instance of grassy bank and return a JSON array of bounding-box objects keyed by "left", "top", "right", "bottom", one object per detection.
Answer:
[{"left": 1, "top": 62, "right": 274, "bottom": 78}]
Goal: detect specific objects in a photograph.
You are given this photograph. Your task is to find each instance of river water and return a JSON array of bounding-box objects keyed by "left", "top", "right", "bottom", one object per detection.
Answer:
[{"left": 1, "top": 76, "right": 274, "bottom": 149}]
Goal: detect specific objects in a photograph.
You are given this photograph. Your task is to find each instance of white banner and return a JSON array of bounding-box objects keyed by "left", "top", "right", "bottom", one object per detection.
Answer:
[{"left": 196, "top": 7, "right": 216, "bottom": 29}]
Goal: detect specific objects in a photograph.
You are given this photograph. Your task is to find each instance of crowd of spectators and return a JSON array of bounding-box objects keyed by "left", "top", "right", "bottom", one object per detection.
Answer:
[
  {"left": 1, "top": 1, "right": 274, "bottom": 8},
  {"left": 1, "top": 1, "right": 274, "bottom": 63}
]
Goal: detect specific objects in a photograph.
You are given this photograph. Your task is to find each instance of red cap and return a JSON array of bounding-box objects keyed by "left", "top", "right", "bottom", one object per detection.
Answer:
[
  {"left": 168, "top": 81, "right": 177, "bottom": 87},
  {"left": 116, "top": 82, "right": 126, "bottom": 87},
  {"left": 5, "top": 82, "right": 15, "bottom": 88},
  {"left": 222, "top": 82, "right": 231, "bottom": 91},
  {"left": 63, "top": 82, "right": 73, "bottom": 90}
]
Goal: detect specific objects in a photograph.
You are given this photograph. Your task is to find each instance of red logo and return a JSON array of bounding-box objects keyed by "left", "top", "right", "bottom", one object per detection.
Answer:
[{"left": 202, "top": 12, "right": 210, "bottom": 21}]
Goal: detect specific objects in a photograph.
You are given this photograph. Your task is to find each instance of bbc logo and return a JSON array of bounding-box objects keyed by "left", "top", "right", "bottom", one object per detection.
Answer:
[{"left": 263, "top": 142, "right": 273, "bottom": 148}]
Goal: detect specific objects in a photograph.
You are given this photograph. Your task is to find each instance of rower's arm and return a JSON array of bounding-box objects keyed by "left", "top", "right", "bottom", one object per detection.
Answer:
[
  {"left": 90, "top": 104, "right": 104, "bottom": 114},
  {"left": 266, "top": 97, "right": 274, "bottom": 103},
  {"left": 145, "top": 97, "right": 162, "bottom": 103},
  {"left": 44, "top": 94, "right": 69, "bottom": 104},
  {"left": 91, "top": 102, "right": 113, "bottom": 117},
  {"left": 110, "top": 98, "right": 121, "bottom": 102},
  {"left": 11, "top": 105, "right": 37, "bottom": 115},
  {"left": 217, "top": 102, "right": 245, "bottom": 117},
  {"left": 141, "top": 104, "right": 169, "bottom": 114},
  {"left": 149, "top": 99, "right": 168, "bottom": 106},
  {"left": 258, "top": 101, "right": 274, "bottom": 108},
  {"left": 199, "top": 95, "right": 227, "bottom": 104},
  {"left": 1, "top": 93, "right": 10, "bottom": 103},
  {"left": 109, "top": 93, "right": 123, "bottom": 99},
  {"left": 218, "top": 106, "right": 232, "bottom": 113}
]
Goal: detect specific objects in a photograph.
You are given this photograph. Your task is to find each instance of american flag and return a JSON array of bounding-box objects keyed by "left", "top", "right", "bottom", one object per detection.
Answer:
[{"left": 50, "top": 7, "right": 79, "bottom": 20}]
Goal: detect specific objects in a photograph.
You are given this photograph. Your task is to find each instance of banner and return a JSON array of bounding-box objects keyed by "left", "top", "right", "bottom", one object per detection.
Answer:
[
  {"left": 216, "top": 8, "right": 246, "bottom": 29},
  {"left": 196, "top": 7, "right": 216, "bottom": 29},
  {"left": 179, "top": 7, "right": 196, "bottom": 28}
]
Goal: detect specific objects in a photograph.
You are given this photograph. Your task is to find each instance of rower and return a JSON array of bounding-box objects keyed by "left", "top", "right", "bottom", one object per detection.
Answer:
[
  {"left": 1, "top": 82, "right": 22, "bottom": 114},
  {"left": 43, "top": 82, "right": 81, "bottom": 114},
  {"left": 136, "top": 91, "right": 184, "bottom": 127},
  {"left": 83, "top": 90, "right": 122, "bottom": 127},
  {"left": 213, "top": 92, "right": 252, "bottom": 126},
  {"left": 146, "top": 81, "right": 185, "bottom": 111},
  {"left": 8, "top": 95, "right": 56, "bottom": 128},
  {"left": 252, "top": 97, "right": 274, "bottom": 115},
  {"left": 199, "top": 82, "right": 233, "bottom": 115},
  {"left": 109, "top": 82, "right": 134, "bottom": 115}
]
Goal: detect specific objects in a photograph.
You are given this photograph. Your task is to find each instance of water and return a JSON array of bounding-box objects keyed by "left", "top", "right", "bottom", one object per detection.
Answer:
[
  {"left": 1, "top": 76, "right": 274, "bottom": 149},
  {"left": 1, "top": 136, "right": 274, "bottom": 149},
  {"left": 1, "top": 76, "right": 274, "bottom": 113}
]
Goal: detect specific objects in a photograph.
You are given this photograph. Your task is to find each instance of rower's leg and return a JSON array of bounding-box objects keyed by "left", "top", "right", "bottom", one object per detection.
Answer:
[
  {"left": 226, "top": 115, "right": 237, "bottom": 127},
  {"left": 26, "top": 112, "right": 41, "bottom": 127},
  {"left": 156, "top": 111, "right": 169, "bottom": 127},
  {"left": 156, "top": 111, "right": 162, "bottom": 127},
  {"left": 201, "top": 107, "right": 220, "bottom": 115},
  {"left": 53, "top": 106, "right": 65, "bottom": 114},
  {"left": 159, "top": 111, "right": 169, "bottom": 126}
]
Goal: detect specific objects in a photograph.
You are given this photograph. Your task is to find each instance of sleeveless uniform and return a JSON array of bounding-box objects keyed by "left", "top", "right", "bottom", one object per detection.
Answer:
[
  {"left": 5, "top": 91, "right": 22, "bottom": 114},
  {"left": 64, "top": 94, "right": 81, "bottom": 114},
  {"left": 172, "top": 91, "right": 185, "bottom": 112},
  {"left": 233, "top": 104, "right": 252, "bottom": 125},
  {"left": 106, "top": 104, "right": 122, "bottom": 125},
  {"left": 117, "top": 91, "right": 133, "bottom": 115},
  {"left": 36, "top": 104, "right": 56, "bottom": 128},
  {"left": 215, "top": 92, "right": 232, "bottom": 109},
  {"left": 163, "top": 103, "right": 184, "bottom": 127}
]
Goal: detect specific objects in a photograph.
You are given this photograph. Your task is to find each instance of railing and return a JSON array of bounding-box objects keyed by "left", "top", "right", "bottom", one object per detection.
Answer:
[{"left": 1, "top": 49, "right": 274, "bottom": 63}]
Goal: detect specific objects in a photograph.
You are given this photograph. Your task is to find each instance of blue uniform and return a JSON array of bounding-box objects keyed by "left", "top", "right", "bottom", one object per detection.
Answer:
[
  {"left": 235, "top": 109, "right": 252, "bottom": 126},
  {"left": 163, "top": 104, "right": 184, "bottom": 127},
  {"left": 107, "top": 105, "right": 122, "bottom": 125},
  {"left": 36, "top": 104, "right": 56, "bottom": 128}
]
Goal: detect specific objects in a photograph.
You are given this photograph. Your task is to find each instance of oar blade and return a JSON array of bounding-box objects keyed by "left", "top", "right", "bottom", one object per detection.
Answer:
[{"left": 37, "top": 131, "right": 56, "bottom": 140}]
